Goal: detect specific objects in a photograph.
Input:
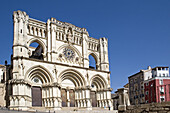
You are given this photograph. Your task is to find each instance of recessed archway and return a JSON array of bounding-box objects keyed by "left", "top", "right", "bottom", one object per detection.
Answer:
[
  {"left": 29, "top": 42, "right": 44, "bottom": 60},
  {"left": 90, "top": 74, "right": 107, "bottom": 107},
  {"left": 25, "top": 66, "right": 53, "bottom": 107},
  {"left": 58, "top": 69, "right": 85, "bottom": 107},
  {"left": 88, "top": 52, "right": 99, "bottom": 70}
]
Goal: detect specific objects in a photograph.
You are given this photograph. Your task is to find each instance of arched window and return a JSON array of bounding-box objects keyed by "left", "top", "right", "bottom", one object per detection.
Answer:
[
  {"left": 29, "top": 42, "right": 43, "bottom": 60},
  {"left": 89, "top": 54, "right": 97, "bottom": 69}
]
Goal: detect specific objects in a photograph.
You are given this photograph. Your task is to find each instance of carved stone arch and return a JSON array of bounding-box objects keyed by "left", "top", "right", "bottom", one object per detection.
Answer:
[
  {"left": 57, "top": 44, "right": 81, "bottom": 57},
  {"left": 25, "top": 65, "right": 54, "bottom": 84},
  {"left": 88, "top": 52, "right": 99, "bottom": 63},
  {"left": 58, "top": 69, "right": 85, "bottom": 87},
  {"left": 27, "top": 38, "right": 46, "bottom": 60},
  {"left": 90, "top": 74, "right": 107, "bottom": 89},
  {"left": 61, "top": 76, "right": 79, "bottom": 87},
  {"left": 92, "top": 81, "right": 101, "bottom": 89},
  {"left": 27, "top": 38, "right": 46, "bottom": 52},
  {"left": 88, "top": 52, "right": 100, "bottom": 70}
]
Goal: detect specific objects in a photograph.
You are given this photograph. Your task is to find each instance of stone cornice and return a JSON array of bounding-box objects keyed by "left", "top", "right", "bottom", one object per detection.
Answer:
[
  {"left": 12, "top": 56, "right": 111, "bottom": 74},
  {"left": 42, "top": 82, "right": 61, "bottom": 88},
  {"left": 9, "top": 79, "right": 31, "bottom": 86}
]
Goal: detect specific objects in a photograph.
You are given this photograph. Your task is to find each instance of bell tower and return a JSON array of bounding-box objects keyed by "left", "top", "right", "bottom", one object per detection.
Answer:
[
  {"left": 13, "top": 10, "right": 29, "bottom": 58},
  {"left": 100, "top": 37, "right": 109, "bottom": 71}
]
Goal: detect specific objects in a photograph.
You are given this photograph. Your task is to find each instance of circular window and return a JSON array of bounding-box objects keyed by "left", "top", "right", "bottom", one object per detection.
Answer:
[{"left": 63, "top": 48, "right": 75, "bottom": 60}]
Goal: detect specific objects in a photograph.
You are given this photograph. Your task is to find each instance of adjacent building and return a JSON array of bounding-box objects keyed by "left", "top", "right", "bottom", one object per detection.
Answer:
[
  {"left": 144, "top": 67, "right": 170, "bottom": 103},
  {"left": 0, "top": 63, "right": 12, "bottom": 107},
  {"left": 128, "top": 66, "right": 170, "bottom": 105},
  {"left": 128, "top": 67, "right": 151, "bottom": 105}
]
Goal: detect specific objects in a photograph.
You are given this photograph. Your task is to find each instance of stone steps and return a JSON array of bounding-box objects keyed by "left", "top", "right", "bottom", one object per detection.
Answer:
[{"left": 29, "top": 107, "right": 118, "bottom": 113}]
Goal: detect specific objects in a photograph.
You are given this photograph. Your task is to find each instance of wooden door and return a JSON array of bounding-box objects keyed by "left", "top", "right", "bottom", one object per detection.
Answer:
[
  {"left": 90, "top": 91, "right": 97, "bottom": 107},
  {"left": 69, "top": 89, "right": 75, "bottom": 107},
  {"left": 32, "top": 87, "right": 42, "bottom": 106},
  {"left": 61, "top": 89, "right": 67, "bottom": 107}
]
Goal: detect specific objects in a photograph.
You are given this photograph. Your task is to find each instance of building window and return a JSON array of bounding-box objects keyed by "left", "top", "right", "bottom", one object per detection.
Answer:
[
  {"left": 146, "top": 83, "right": 149, "bottom": 86},
  {"left": 146, "top": 91, "right": 148, "bottom": 95},
  {"left": 160, "top": 87, "right": 164, "bottom": 94},
  {"left": 158, "top": 67, "right": 161, "bottom": 70},
  {"left": 163, "top": 74, "right": 165, "bottom": 77},
  {"left": 159, "top": 73, "right": 161, "bottom": 77},
  {"left": 159, "top": 79, "right": 163, "bottom": 85},
  {"left": 167, "top": 73, "right": 169, "bottom": 77},
  {"left": 160, "top": 96, "right": 165, "bottom": 102},
  {"left": 135, "top": 84, "right": 138, "bottom": 90},
  {"left": 130, "top": 80, "right": 133, "bottom": 83},
  {"left": 135, "top": 78, "right": 137, "bottom": 82},
  {"left": 146, "top": 100, "right": 148, "bottom": 103}
]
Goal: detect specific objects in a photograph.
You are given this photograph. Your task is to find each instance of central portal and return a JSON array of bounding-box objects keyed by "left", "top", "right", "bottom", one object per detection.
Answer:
[
  {"left": 32, "top": 87, "right": 42, "bottom": 106},
  {"left": 61, "top": 79, "right": 76, "bottom": 107}
]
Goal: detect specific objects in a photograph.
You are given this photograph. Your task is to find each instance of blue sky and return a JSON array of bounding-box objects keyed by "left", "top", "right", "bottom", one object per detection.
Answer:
[{"left": 0, "top": 0, "right": 170, "bottom": 92}]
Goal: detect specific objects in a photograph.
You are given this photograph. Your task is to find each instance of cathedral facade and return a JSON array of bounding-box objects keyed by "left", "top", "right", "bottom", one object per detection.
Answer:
[{"left": 9, "top": 10, "right": 112, "bottom": 110}]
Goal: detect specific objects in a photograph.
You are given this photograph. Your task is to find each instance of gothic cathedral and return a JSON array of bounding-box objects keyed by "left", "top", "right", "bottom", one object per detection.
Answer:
[{"left": 9, "top": 10, "right": 112, "bottom": 110}]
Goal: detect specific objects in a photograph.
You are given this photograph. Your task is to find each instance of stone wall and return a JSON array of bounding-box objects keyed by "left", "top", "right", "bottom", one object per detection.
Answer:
[{"left": 120, "top": 102, "right": 170, "bottom": 113}]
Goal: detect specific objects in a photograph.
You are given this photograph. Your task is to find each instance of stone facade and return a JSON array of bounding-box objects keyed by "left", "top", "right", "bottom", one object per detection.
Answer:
[{"left": 9, "top": 10, "right": 113, "bottom": 110}]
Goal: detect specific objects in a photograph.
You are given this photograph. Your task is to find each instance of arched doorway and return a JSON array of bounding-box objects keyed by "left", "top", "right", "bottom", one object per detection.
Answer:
[
  {"left": 32, "top": 86, "right": 42, "bottom": 106},
  {"left": 90, "top": 89, "right": 97, "bottom": 107},
  {"left": 90, "top": 75, "right": 107, "bottom": 107},
  {"left": 61, "top": 79, "right": 76, "bottom": 107},
  {"left": 58, "top": 70, "right": 85, "bottom": 108},
  {"left": 26, "top": 66, "right": 53, "bottom": 108},
  {"left": 31, "top": 76, "right": 43, "bottom": 106}
]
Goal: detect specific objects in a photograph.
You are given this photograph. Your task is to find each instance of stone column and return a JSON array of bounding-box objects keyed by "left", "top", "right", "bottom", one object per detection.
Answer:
[
  {"left": 85, "top": 86, "right": 92, "bottom": 110},
  {"left": 47, "top": 19, "right": 51, "bottom": 61},
  {"left": 106, "top": 88, "right": 113, "bottom": 110},
  {"left": 54, "top": 83, "right": 61, "bottom": 109},
  {"left": 51, "top": 20, "right": 57, "bottom": 62},
  {"left": 82, "top": 28, "right": 89, "bottom": 68},
  {"left": 66, "top": 88, "right": 70, "bottom": 107}
]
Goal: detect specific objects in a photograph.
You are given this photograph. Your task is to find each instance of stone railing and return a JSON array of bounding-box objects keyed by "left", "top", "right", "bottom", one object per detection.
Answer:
[
  {"left": 27, "top": 18, "right": 46, "bottom": 38},
  {"left": 56, "top": 31, "right": 82, "bottom": 46},
  {"left": 88, "top": 37, "right": 99, "bottom": 51}
]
